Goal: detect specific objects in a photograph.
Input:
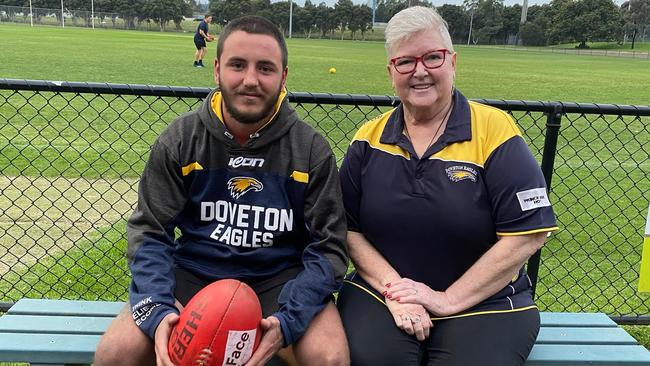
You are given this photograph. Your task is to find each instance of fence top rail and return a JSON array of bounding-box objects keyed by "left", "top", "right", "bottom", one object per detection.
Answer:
[
  {"left": 472, "top": 98, "right": 650, "bottom": 116},
  {"left": 1, "top": 78, "right": 649, "bottom": 116}
]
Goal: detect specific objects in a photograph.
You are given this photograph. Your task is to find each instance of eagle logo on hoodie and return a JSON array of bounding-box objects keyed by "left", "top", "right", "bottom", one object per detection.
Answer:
[{"left": 227, "top": 177, "right": 264, "bottom": 199}]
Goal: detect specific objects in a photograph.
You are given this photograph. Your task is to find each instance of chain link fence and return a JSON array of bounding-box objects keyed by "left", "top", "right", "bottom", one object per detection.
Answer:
[
  {"left": 0, "top": 5, "right": 121, "bottom": 28},
  {"left": 0, "top": 5, "right": 198, "bottom": 31},
  {"left": 471, "top": 44, "right": 650, "bottom": 59},
  {"left": 1, "top": 79, "right": 649, "bottom": 323}
]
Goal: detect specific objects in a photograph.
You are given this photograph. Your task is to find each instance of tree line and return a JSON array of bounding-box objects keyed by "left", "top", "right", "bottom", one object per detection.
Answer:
[
  {"left": 3, "top": 0, "right": 196, "bottom": 30},
  {"left": 208, "top": 0, "right": 374, "bottom": 39},
  {"left": 4, "top": 0, "right": 649, "bottom": 47}
]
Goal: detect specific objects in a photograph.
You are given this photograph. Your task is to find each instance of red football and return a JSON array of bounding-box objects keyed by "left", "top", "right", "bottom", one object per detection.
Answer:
[{"left": 168, "top": 279, "right": 263, "bottom": 366}]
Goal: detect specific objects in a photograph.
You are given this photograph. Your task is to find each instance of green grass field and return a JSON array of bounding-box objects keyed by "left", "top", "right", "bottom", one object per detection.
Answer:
[
  {"left": 0, "top": 22, "right": 649, "bottom": 353},
  {"left": 1, "top": 23, "right": 649, "bottom": 104}
]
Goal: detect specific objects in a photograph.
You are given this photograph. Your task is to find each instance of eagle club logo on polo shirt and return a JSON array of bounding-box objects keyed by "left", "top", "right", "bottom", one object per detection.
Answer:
[
  {"left": 227, "top": 176, "right": 264, "bottom": 199},
  {"left": 445, "top": 165, "right": 478, "bottom": 182}
]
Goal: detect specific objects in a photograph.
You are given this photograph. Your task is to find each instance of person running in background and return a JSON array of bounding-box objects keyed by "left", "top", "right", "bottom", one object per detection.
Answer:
[{"left": 193, "top": 14, "right": 213, "bottom": 68}]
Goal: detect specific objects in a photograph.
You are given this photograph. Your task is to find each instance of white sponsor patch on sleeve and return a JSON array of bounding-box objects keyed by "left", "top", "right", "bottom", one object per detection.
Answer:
[
  {"left": 222, "top": 329, "right": 257, "bottom": 366},
  {"left": 516, "top": 188, "right": 551, "bottom": 211}
]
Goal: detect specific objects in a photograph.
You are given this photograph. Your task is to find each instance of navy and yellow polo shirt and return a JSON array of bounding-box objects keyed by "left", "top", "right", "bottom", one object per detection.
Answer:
[{"left": 339, "top": 89, "right": 558, "bottom": 318}]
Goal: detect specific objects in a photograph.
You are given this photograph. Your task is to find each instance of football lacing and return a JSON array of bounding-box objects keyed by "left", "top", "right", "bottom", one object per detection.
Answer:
[{"left": 193, "top": 348, "right": 213, "bottom": 366}]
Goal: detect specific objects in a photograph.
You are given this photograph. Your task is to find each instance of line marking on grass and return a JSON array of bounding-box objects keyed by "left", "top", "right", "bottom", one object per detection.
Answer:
[{"left": 0, "top": 175, "right": 138, "bottom": 276}]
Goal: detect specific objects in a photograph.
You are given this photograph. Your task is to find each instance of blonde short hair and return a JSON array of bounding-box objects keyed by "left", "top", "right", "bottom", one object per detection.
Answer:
[{"left": 385, "top": 6, "right": 454, "bottom": 59}]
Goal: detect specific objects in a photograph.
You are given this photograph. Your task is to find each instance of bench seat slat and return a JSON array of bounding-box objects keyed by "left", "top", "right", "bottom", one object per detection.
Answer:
[
  {"left": 537, "top": 327, "right": 639, "bottom": 345},
  {"left": 527, "top": 344, "right": 650, "bottom": 365},
  {"left": 7, "top": 299, "right": 124, "bottom": 317},
  {"left": 540, "top": 312, "right": 617, "bottom": 327},
  {"left": 0, "top": 314, "right": 112, "bottom": 335},
  {"left": 0, "top": 333, "right": 98, "bottom": 364}
]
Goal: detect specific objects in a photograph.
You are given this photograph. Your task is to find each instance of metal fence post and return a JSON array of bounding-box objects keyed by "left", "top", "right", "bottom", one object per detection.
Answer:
[{"left": 529, "top": 103, "right": 562, "bottom": 298}]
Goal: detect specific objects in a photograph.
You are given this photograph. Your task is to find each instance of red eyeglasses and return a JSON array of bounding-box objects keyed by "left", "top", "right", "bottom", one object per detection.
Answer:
[{"left": 390, "top": 49, "right": 451, "bottom": 74}]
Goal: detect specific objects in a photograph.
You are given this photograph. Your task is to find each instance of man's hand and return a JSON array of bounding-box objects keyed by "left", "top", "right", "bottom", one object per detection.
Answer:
[
  {"left": 384, "top": 299, "right": 432, "bottom": 341},
  {"left": 154, "top": 312, "right": 179, "bottom": 366},
  {"left": 245, "top": 316, "right": 284, "bottom": 366}
]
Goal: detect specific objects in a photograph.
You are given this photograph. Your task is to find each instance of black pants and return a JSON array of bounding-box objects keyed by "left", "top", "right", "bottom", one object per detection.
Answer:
[
  {"left": 174, "top": 266, "right": 302, "bottom": 317},
  {"left": 337, "top": 279, "right": 540, "bottom": 366}
]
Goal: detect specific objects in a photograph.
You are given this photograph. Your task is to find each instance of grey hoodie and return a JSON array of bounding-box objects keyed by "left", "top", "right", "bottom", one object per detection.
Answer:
[{"left": 127, "top": 89, "right": 348, "bottom": 345}]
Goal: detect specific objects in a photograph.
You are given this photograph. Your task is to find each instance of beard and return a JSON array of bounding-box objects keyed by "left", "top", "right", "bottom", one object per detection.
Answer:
[{"left": 220, "top": 84, "right": 282, "bottom": 125}]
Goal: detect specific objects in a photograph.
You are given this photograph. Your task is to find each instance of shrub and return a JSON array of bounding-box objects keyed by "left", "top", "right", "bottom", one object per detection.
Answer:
[{"left": 520, "top": 22, "right": 546, "bottom": 46}]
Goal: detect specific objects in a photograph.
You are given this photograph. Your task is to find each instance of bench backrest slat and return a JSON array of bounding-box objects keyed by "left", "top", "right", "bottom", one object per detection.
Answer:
[
  {"left": 0, "top": 314, "right": 112, "bottom": 335},
  {"left": 539, "top": 312, "right": 617, "bottom": 327},
  {"left": 7, "top": 299, "right": 124, "bottom": 317}
]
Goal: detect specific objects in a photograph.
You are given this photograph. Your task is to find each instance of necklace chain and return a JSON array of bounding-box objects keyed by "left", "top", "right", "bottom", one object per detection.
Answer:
[{"left": 403, "top": 100, "right": 454, "bottom": 155}]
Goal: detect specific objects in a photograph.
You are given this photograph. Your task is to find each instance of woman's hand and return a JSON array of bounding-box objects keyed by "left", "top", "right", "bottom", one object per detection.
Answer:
[
  {"left": 385, "top": 278, "right": 457, "bottom": 317},
  {"left": 384, "top": 298, "right": 432, "bottom": 341}
]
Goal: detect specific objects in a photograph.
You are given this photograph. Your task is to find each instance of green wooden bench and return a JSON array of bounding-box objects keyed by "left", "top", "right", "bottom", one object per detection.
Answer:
[{"left": 1, "top": 299, "right": 649, "bottom": 365}]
